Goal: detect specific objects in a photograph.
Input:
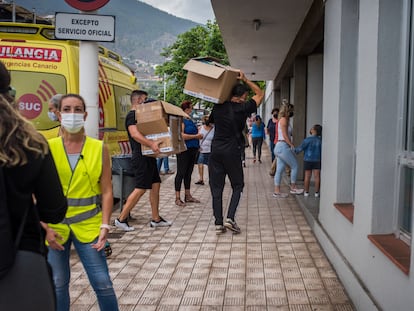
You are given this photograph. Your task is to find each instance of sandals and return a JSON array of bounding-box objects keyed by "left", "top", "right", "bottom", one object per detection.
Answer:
[
  {"left": 175, "top": 199, "right": 186, "bottom": 207},
  {"left": 185, "top": 196, "right": 200, "bottom": 203},
  {"left": 195, "top": 180, "right": 204, "bottom": 185}
]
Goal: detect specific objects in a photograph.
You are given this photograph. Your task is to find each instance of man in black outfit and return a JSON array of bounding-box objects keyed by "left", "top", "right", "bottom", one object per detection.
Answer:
[
  {"left": 208, "top": 71, "right": 264, "bottom": 234},
  {"left": 114, "top": 90, "right": 172, "bottom": 231}
]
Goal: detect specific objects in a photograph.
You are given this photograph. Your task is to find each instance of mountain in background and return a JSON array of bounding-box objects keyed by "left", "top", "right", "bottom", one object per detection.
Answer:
[{"left": 12, "top": 0, "right": 199, "bottom": 66}]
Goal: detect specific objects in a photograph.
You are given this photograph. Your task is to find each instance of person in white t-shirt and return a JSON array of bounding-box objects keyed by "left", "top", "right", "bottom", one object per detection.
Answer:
[{"left": 195, "top": 115, "right": 215, "bottom": 185}]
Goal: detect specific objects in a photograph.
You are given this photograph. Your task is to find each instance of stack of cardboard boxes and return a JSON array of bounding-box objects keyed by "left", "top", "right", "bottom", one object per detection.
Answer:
[{"left": 135, "top": 58, "right": 239, "bottom": 158}]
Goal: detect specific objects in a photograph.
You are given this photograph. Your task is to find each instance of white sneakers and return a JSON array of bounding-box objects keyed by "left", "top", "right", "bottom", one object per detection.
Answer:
[
  {"left": 274, "top": 189, "right": 318, "bottom": 197},
  {"left": 150, "top": 216, "right": 172, "bottom": 228},
  {"left": 304, "top": 191, "right": 320, "bottom": 197},
  {"left": 272, "top": 192, "right": 289, "bottom": 198},
  {"left": 114, "top": 218, "right": 135, "bottom": 231},
  {"left": 290, "top": 188, "right": 304, "bottom": 195}
]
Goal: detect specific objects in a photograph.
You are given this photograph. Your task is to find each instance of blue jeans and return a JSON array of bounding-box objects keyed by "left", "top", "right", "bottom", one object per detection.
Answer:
[
  {"left": 157, "top": 157, "right": 170, "bottom": 172},
  {"left": 269, "top": 140, "right": 276, "bottom": 162},
  {"left": 274, "top": 142, "right": 298, "bottom": 186},
  {"left": 47, "top": 233, "right": 118, "bottom": 311}
]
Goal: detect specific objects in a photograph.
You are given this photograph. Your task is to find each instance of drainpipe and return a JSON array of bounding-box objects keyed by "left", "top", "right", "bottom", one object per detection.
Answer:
[{"left": 12, "top": 0, "right": 15, "bottom": 23}]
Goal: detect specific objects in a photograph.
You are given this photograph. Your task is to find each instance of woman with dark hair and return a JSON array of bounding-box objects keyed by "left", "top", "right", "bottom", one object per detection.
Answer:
[
  {"left": 251, "top": 114, "right": 265, "bottom": 163},
  {"left": 266, "top": 107, "right": 279, "bottom": 163},
  {"left": 175, "top": 100, "right": 202, "bottom": 206},
  {"left": 43, "top": 93, "right": 119, "bottom": 310},
  {"left": 0, "top": 61, "right": 67, "bottom": 310}
]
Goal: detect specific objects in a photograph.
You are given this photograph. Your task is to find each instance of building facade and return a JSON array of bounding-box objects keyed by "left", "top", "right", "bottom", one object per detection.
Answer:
[{"left": 212, "top": 0, "right": 414, "bottom": 310}]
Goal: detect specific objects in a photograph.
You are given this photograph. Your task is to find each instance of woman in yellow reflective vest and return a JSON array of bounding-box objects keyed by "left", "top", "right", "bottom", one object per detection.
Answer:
[{"left": 42, "top": 94, "right": 118, "bottom": 311}]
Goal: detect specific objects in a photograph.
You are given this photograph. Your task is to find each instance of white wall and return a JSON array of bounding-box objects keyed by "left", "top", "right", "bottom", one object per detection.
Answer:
[
  {"left": 306, "top": 54, "right": 323, "bottom": 129},
  {"left": 318, "top": 0, "right": 414, "bottom": 310}
]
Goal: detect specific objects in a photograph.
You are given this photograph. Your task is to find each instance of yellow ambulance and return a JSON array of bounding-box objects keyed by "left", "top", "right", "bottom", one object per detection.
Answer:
[{"left": 0, "top": 22, "right": 137, "bottom": 155}]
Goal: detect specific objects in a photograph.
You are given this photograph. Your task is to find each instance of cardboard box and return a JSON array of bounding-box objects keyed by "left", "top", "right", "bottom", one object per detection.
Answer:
[
  {"left": 135, "top": 101, "right": 188, "bottom": 157},
  {"left": 135, "top": 100, "right": 188, "bottom": 135},
  {"left": 141, "top": 116, "right": 187, "bottom": 157},
  {"left": 183, "top": 57, "right": 240, "bottom": 104}
]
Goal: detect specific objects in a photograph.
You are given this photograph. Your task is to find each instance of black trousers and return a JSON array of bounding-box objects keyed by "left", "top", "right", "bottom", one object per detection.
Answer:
[
  {"left": 175, "top": 148, "right": 198, "bottom": 191},
  {"left": 208, "top": 150, "right": 244, "bottom": 225},
  {"left": 252, "top": 137, "right": 263, "bottom": 160}
]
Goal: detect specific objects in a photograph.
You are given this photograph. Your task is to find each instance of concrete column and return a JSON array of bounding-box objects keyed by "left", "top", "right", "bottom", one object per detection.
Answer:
[
  {"left": 307, "top": 54, "right": 323, "bottom": 128},
  {"left": 321, "top": 0, "right": 358, "bottom": 209},
  {"left": 274, "top": 89, "right": 281, "bottom": 108},
  {"left": 280, "top": 78, "right": 290, "bottom": 102},
  {"left": 292, "top": 56, "right": 307, "bottom": 181},
  {"left": 80, "top": 41, "right": 99, "bottom": 138},
  {"left": 79, "top": 9, "right": 99, "bottom": 139}
]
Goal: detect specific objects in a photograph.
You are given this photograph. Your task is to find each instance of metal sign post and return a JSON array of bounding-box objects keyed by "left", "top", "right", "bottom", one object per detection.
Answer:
[{"left": 79, "top": 37, "right": 99, "bottom": 138}]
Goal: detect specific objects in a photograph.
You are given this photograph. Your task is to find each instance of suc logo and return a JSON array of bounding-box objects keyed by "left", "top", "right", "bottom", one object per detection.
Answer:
[{"left": 18, "top": 93, "right": 42, "bottom": 119}]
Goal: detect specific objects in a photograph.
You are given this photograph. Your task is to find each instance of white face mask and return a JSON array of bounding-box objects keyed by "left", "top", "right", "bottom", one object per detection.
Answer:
[
  {"left": 61, "top": 113, "right": 85, "bottom": 133},
  {"left": 47, "top": 111, "right": 58, "bottom": 122}
]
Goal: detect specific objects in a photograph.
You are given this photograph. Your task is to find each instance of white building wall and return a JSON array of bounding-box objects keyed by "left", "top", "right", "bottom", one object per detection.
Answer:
[
  {"left": 306, "top": 54, "right": 323, "bottom": 129},
  {"left": 261, "top": 80, "right": 275, "bottom": 123},
  {"left": 318, "top": 0, "right": 414, "bottom": 310},
  {"left": 263, "top": 0, "right": 414, "bottom": 310}
]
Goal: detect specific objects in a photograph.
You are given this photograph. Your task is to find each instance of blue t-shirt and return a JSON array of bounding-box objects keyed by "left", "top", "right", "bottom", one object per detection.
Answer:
[
  {"left": 251, "top": 122, "right": 265, "bottom": 139},
  {"left": 183, "top": 118, "right": 199, "bottom": 149},
  {"left": 295, "top": 135, "right": 322, "bottom": 162}
]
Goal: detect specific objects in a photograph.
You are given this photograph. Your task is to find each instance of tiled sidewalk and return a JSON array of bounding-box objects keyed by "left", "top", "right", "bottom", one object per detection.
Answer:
[{"left": 69, "top": 149, "right": 355, "bottom": 310}]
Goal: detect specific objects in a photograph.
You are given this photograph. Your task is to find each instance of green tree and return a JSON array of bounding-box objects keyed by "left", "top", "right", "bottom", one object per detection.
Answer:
[{"left": 155, "top": 21, "right": 228, "bottom": 106}]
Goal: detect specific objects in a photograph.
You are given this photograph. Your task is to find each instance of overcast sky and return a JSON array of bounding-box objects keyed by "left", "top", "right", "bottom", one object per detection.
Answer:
[{"left": 139, "top": 0, "right": 215, "bottom": 24}]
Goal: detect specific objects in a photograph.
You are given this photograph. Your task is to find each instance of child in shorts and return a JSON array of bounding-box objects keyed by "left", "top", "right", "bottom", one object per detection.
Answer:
[{"left": 295, "top": 124, "right": 322, "bottom": 197}]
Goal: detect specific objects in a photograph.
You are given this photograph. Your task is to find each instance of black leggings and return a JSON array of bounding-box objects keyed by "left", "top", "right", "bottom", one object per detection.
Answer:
[
  {"left": 175, "top": 148, "right": 198, "bottom": 191},
  {"left": 252, "top": 137, "right": 263, "bottom": 160}
]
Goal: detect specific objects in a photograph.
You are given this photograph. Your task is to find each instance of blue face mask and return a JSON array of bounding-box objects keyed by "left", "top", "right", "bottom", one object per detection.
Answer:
[{"left": 48, "top": 111, "right": 58, "bottom": 121}]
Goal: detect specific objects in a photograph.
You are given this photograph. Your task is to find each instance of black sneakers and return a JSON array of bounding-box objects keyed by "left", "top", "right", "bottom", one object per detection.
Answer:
[
  {"left": 224, "top": 218, "right": 241, "bottom": 234},
  {"left": 215, "top": 225, "right": 227, "bottom": 235}
]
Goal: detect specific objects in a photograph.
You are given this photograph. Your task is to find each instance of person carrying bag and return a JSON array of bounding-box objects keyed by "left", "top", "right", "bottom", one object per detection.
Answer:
[{"left": 0, "top": 60, "right": 67, "bottom": 310}]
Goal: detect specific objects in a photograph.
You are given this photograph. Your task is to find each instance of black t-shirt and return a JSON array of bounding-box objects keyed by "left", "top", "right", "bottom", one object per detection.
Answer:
[
  {"left": 209, "top": 99, "right": 257, "bottom": 153},
  {"left": 125, "top": 110, "right": 142, "bottom": 157},
  {"left": 267, "top": 118, "right": 276, "bottom": 142}
]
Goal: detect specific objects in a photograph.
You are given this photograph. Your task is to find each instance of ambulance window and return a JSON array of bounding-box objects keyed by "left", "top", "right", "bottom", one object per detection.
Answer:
[
  {"left": 113, "top": 85, "right": 131, "bottom": 131},
  {"left": 108, "top": 51, "right": 120, "bottom": 62},
  {"left": 98, "top": 46, "right": 105, "bottom": 55}
]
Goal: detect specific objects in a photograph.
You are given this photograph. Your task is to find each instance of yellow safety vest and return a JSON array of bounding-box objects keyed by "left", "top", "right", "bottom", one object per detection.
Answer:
[{"left": 48, "top": 136, "right": 103, "bottom": 244}]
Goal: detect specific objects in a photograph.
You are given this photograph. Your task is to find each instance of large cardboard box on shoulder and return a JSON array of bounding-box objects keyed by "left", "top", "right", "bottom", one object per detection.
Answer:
[
  {"left": 183, "top": 57, "right": 239, "bottom": 104},
  {"left": 135, "top": 100, "right": 188, "bottom": 157}
]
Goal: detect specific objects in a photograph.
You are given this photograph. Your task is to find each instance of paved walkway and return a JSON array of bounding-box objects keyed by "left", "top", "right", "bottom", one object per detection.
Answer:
[{"left": 69, "top": 147, "right": 355, "bottom": 310}]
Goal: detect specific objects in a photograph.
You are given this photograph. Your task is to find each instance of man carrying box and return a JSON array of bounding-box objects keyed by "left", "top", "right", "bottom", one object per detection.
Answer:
[
  {"left": 208, "top": 71, "right": 264, "bottom": 234},
  {"left": 115, "top": 90, "right": 172, "bottom": 231}
]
